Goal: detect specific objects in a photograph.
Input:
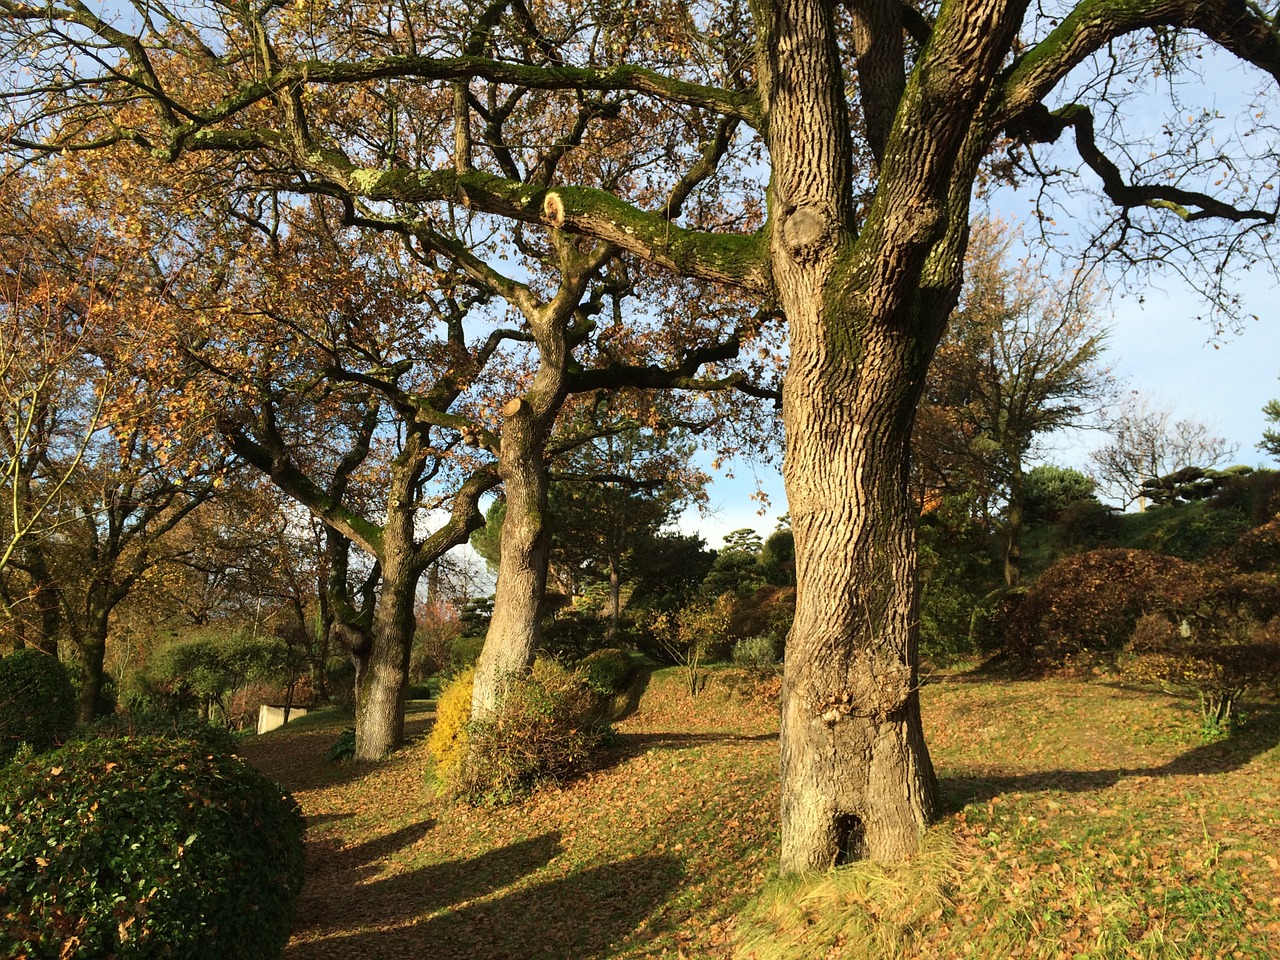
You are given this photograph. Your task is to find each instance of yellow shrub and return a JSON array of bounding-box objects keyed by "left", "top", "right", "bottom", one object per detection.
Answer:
[{"left": 427, "top": 667, "right": 474, "bottom": 788}]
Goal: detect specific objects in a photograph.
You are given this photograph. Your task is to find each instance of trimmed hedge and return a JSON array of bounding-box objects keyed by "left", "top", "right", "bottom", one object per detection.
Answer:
[
  {"left": 85, "top": 709, "right": 241, "bottom": 756},
  {"left": 0, "top": 736, "right": 305, "bottom": 959},
  {"left": 1004, "top": 549, "right": 1203, "bottom": 663},
  {"left": 576, "top": 648, "right": 636, "bottom": 695},
  {"left": 0, "top": 649, "right": 76, "bottom": 766}
]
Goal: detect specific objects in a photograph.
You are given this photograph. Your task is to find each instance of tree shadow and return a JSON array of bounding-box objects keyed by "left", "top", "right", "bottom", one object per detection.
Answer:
[
  {"left": 608, "top": 665, "right": 654, "bottom": 723},
  {"left": 287, "top": 848, "right": 684, "bottom": 960},
  {"left": 240, "top": 705, "right": 437, "bottom": 794},
  {"left": 291, "top": 830, "right": 563, "bottom": 942},
  {"left": 597, "top": 730, "right": 777, "bottom": 771},
  {"left": 238, "top": 728, "right": 378, "bottom": 793},
  {"left": 941, "top": 702, "right": 1280, "bottom": 812}
]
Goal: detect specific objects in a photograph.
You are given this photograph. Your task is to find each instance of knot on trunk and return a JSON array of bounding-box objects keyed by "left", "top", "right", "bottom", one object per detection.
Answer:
[
  {"left": 780, "top": 204, "right": 835, "bottom": 263},
  {"left": 543, "top": 191, "right": 566, "bottom": 227},
  {"left": 817, "top": 655, "right": 914, "bottom": 725}
]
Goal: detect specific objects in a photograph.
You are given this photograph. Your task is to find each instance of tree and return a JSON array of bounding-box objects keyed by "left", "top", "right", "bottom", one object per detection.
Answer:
[
  {"left": 1258, "top": 386, "right": 1280, "bottom": 461},
  {"left": 0, "top": 173, "right": 121, "bottom": 651},
  {"left": 914, "top": 218, "right": 1113, "bottom": 586},
  {"left": 550, "top": 408, "right": 709, "bottom": 637},
  {"left": 0, "top": 166, "right": 224, "bottom": 716},
  {"left": 1092, "top": 394, "right": 1238, "bottom": 508},
  {"left": 1023, "top": 465, "right": 1100, "bottom": 524},
  {"left": 6, "top": 0, "right": 1279, "bottom": 871}
]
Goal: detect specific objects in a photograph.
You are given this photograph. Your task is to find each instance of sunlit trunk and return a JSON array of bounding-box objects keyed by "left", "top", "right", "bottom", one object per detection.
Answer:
[
  {"left": 472, "top": 403, "right": 550, "bottom": 716},
  {"left": 353, "top": 462, "right": 421, "bottom": 760},
  {"left": 779, "top": 313, "right": 940, "bottom": 869}
]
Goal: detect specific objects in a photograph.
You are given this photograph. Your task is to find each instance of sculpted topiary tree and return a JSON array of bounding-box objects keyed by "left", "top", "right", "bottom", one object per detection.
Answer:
[{"left": 4, "top": 0, "right": 1279, "bottom": 870}]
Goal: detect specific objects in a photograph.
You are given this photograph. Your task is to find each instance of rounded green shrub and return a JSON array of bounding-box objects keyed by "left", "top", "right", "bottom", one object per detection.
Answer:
[
  {"left": 731, "top": 634, "right": 781, "bottom": 670},
  {"left": 576, "top": 648, "right": 636, "bottom": 695},
  {"left": 85, "top": 710, "right": 241, "bottom": 756},
  {"left": 0, "top": 736, "right": 305, "bottom": 959},
  {"left": 0, "top": 649, "right": 76, "bottom": 765}
]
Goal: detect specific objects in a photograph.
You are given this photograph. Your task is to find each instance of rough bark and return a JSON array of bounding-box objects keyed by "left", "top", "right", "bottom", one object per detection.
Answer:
[
  {"left": 758, "top": 0, "right": 1012, "bottom": 870},
  {"left": 353, "top": 449, "right": 422, "bottom": 760},
  {"left": 355, "top": 551, "right": 415, "bottom": 759},
  {"left": 469, "top": 238, "right": 600, "bottom": 719}
]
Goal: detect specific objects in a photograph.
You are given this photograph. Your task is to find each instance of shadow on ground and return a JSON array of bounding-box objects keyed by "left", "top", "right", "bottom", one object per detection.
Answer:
[
  {"left": 941, "top": 702, "right": 1280, "bottom": 811},
  {"left": 240, "top": 705, "right": 437, "bottom": 793},
  {"left": 287, "top": 828, "right": 682, "bottom": 960}
]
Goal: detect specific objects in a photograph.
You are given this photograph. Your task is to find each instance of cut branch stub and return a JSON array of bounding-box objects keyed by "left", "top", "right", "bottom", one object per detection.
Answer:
[{"left": 780, "top": 204, "right": 835, "bottom": 263}]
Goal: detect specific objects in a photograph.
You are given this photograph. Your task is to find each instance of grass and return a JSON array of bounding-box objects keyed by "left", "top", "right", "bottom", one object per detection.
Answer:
[{"left": 238, "top": 668, "right": 1280, "bottom": 959}]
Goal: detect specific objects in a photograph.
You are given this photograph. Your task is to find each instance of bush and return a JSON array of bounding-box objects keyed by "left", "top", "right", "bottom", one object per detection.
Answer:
[
  {"left": 1052, "top": 499, "right": 1121, "bottom": 552},
  {"left": 1004, "top": 549, "right": 1204, "bottom": 664},
  {"left": 328, "top": 727, "right": 356, "bottom": 762},
  {"left": 324, "top": 658, "right": 355, "bottom": 711},
  {"left": 1211, "top": 467, "right": 1280, "bottom": 524},
  {"left": 0, "top": 649, "right": 76, "bottom": 766},
  {"left": 1122, "top": 612, "right": 1280, "bottom": 730},
  {"left": 727, "top": 584, "right": 796, "bottom": 644},
  {"left": 85, "top": 709, "right": 241, "bottom": 756},
  {"left": 0, "top": 736, "right": 304, "bottom": 959},
  {"left": 732, "top": 634, "right": 781, "bottom": 670},
  {"left": 540, "top": 609, "right": 606, "bottom": 661},
  {"left": 441, "top": 660, "right": 607, "bottom": 805},
  {"left": 63, "top": 659, "right": 117, "bottom": 717},
  {"left": 1024, "top": 465, "right": 1098, "bottom": 524},
  {"left": 576, "top": 648, "right": 635, "bottom": 696},
  {"left": 410, "top": 604, "right": 462, "bottom": 682},
  {"left": 426, "top": 667, "right": 476, "bottom": 790}
]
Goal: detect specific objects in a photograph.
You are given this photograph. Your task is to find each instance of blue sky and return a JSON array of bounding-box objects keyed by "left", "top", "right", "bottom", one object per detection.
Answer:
[{"left": 683, "top": 219, "right": 1279, "bottom": 550}]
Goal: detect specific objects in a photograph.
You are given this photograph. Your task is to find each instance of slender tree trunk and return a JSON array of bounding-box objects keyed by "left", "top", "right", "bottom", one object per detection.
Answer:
[
  {"left": 353, "top": 462, "right": 422, "bottom": 760},
  {"left": 472, "top": 400, "right": 551, "bottom": 716},
  {"left": 25, "top": 553, "right": 61, "bottom": 659},
  {"left": 1003, "top": 462, "right": 1025, "bottom": 587},
  {"left": 75, "top": 602, "right": 111, "bottom": 723},
  {"left": 469, "top": 243, "right": 588, "bottom": 717},
  {"left": 606, "top": 553, "right": 621, "bottom": 643}
]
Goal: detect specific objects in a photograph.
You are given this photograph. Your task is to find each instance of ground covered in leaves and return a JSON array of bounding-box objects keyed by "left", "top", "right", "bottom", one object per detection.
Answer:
[{"left": 239, "top": 669, "right": 1280, "bottom": 959}]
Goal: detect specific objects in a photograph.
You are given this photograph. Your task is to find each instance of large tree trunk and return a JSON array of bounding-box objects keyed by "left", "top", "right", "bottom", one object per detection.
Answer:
[
  {"left": 472, "top": 400, "right": 551, "bottom": 716},
  {"left": 758, "top": 0, "right": 1002, "bottom": 870},
  {"left": 353, "top": 561, "right": 415, "bottom": 760},
  {"left": 780, "top": 317, "right": 941, "bottom": 869}
]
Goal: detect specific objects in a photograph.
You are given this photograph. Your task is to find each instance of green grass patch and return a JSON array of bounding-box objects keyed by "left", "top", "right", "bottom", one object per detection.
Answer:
[{"left": 236, "top": 669, "right": 1279, "bottom": 959}]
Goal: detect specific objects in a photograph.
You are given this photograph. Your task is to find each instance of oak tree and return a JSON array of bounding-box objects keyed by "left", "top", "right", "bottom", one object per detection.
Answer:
[{"left": 6, "top": 0, "right": 1279, "bottom": 870}]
